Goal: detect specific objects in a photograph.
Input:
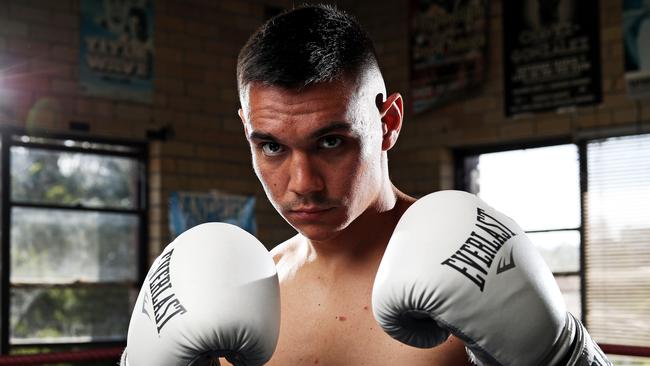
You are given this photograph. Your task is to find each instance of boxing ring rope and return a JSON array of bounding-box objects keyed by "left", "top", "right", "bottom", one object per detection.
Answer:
[
  {"left": 0, "top": 345, "right": 645, "bottom": 364},
  {"left": 600, "top": 344, "right": 650, "bottom": 358},
  {"left": 0, "top": 347, "right": 123, "bottom": 365}
]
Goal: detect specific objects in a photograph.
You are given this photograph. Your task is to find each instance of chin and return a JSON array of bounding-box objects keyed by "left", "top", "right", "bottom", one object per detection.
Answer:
[
  {"left": 287, "top": 219, "right": 346, "bottom": 243},
  {"left": 299, "top": 228, "right": 341, "bottom": 242}
]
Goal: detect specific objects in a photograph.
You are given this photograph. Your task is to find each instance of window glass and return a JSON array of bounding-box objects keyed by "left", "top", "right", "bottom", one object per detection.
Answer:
[
  {"left": 607, "top": 355, "right": 650, "bottom": 365},
  {"left": 527, "top": 230, "right": 580, "bottom": 273},
  {"left": 11, "top": 147, "right": 139, "bottom": 209},
  {"left": 554, "top": 275, "right": 581, "bottom": 320},
  {"left": 585, "top": 134, "right": 650, "bottom": 348},
  {"left": 11, "top": 208, "right": 138, "bottom": 283},
  {"left": 469, "top": 144, "right": 580, "bottom": 231},
  {"left": 10, "top": 286, "right": 130, "bottom": 344},
  {"left": 464, "top": 144, "right": 581, "bottom": 319}
]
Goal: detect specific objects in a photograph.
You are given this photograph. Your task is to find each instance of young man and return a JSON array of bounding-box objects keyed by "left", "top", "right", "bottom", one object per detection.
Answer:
[
  {"left": 122, "top": 5, "right": 610, "bottom": 365},
  {"left": 235, "top": 4, "right": 470, "bottom": 365}
]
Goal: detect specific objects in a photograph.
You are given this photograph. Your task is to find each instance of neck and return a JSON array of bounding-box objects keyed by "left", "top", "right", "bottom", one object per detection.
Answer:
[{"left": 305, "top": 184, "right": 415, "bottom": 267}]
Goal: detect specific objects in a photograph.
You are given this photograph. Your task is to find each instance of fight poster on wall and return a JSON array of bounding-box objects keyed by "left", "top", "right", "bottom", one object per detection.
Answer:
[
  {"left": 168, "top": 190, "right": 257, "bottom": 240},
  {"left": 410, "top": 0, "right": 488, "bottom": 114},
  {"left": 502, "top": 0, "right": 602, "bottom": 116},
  {"left": 79, "top": 0, "right": 154, "bottom": 103},
  {"left": 623, "top": 0, "right": 650, "bottom": 98}
]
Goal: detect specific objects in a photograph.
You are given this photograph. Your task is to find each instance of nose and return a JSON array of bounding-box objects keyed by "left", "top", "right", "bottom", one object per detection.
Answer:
[{"left": 287, "top": 152, "right": 324, "bottom": 196}]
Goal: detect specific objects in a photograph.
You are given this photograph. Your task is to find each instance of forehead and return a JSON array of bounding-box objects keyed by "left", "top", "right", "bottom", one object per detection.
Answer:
[{"left": 245, "top": 80, "right": 360, "bottom": 130}]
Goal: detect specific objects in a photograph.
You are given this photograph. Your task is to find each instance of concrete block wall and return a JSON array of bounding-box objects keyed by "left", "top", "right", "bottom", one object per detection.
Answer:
[
  {"left": 145, "top": 0, "right": 301, "bottom": 258},
  {"left": 0, "top": 0, "right": 301, "bottom": 263},
  {"left": 357, "top": 0, "right": 650, "bottom": 198}
]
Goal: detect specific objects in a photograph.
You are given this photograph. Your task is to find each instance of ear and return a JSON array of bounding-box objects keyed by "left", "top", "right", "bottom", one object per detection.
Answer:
[
  {"left": 378, "top": 92, "right": 403, "bottom": 151},
  {"left": 238, "top": 108, "right": 250, "bottom": 137}
]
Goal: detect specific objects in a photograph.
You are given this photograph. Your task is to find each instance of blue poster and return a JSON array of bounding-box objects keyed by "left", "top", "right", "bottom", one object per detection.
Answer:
[
  {"left": 624, "top": 0, "right": 650, "bottom": 98},
  {"left": 169, "top": 191, "right": 257, "bottom": 239},
  {"left": 79, "top": 0, "right": 154, "bottom": 102}
]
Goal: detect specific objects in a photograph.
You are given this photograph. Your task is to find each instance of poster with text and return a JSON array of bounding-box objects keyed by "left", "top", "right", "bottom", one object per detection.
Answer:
[
  {"left": 623, "top": 0, "right": 650, "bottom": 98},
  {"left": 80, "top": 0, "right": 154, "bottom": 103},
  {"left": 410, "top": 0, "right": 488, "bottom": 114},
  {"left": 169, "top": 190, "right": 257, "bottom": 240},
  {"left": 503, "top": 0, "right": 602, "bottom": 116}
]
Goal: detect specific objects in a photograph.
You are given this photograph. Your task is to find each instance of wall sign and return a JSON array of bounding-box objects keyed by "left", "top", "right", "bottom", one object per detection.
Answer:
[
  {"left": 410, "top": 0, "right": 489, "bottom": 114},
  {"left": 80, "top": 0, "right": 154, "bottom": 102},
  {"left": 169, "top": 191, "right": 257, "bottom": 239},
  {"left": 623, "top": 0, "right": 650, "bottom": 98},
  {"left": 503, "top": 0, "right": 602, "bottom": 116}
]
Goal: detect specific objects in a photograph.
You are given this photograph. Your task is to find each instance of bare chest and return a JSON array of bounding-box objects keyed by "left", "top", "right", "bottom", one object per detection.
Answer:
[{"left": 266, "top": 272, "right": 467, "bottom": 366}]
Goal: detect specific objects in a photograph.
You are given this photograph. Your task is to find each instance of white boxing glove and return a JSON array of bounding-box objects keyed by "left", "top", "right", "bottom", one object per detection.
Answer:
[
  {"left": 122, "top": 223, "right": 280, "bottom": 366},
  {"left": 372, "top": 190, "right": 611, "bottom": 366}
]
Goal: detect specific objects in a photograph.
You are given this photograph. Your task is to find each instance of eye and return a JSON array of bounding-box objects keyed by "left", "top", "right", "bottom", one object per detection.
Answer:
[
  {"left": 261, "top": 142, "right": 284, "bottom": 156},
  {"left": 319, "top": 136, "right": 343, "bottom": 149}
]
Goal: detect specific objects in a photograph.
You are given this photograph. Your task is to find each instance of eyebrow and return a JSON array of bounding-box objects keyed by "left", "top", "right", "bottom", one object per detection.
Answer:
[{"left": 248, "top": 122, "right": 352, "bottom": 141}]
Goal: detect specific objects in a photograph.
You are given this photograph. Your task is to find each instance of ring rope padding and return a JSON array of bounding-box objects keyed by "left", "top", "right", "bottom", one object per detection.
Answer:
[{"left": 0, "top": 346, "right": 123, "bottom": 365}]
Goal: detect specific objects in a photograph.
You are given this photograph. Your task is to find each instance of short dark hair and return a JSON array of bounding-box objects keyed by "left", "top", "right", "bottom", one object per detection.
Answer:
[{"left": 237, "top": 4, "right": 378, "bottom": 95}]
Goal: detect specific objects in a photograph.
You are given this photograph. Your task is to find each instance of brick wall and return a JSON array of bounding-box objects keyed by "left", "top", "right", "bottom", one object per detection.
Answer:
[{"left": 0, "top": 0, "right": 648, "bottom": 264}]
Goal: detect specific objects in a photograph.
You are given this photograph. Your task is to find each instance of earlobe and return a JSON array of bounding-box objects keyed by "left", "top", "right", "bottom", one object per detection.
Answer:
[{"left": 379, "top": 93, "right": 404, "bottom": 151}]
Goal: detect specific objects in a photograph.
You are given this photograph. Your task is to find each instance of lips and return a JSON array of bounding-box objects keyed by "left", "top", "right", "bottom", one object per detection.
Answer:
[
  {"left": 287, "top": 206, "right": 334, "bottom": 221},
  {"left": 291, "top": 206, "right": 329, "bottom": 213}
]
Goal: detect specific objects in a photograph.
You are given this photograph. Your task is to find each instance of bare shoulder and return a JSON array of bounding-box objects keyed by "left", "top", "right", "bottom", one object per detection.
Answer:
[
  {"left": 395, "top": 189, "right": 418, "bottom": 216},
  {"left": 269, "top": 234, "right": 307, "bottom": 281},
  {"left": 269, "top": 234, "right": 301, "bottom": 262}
]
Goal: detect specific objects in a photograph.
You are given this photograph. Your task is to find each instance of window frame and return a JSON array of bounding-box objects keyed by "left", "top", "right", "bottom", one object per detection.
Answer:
[{"left": 0, "top": 126, "right": 148, "bottom": 354}]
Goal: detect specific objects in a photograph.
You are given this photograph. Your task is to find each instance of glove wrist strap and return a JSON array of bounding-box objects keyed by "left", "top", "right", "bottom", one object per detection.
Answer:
[{"left": 549, "top": 313, "right": 612, "bottom": 366}]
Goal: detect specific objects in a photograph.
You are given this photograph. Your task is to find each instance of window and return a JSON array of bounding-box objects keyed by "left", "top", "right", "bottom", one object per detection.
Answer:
[
  {"left": 459, "top": 143, "right": 582, "bottom": 317},
  {"left": 456, "top": 135, "right": 650, "bottom": 362},
  {"left": 584, "top": 134, "right": 650, "bottom": 350},
  {"left": 0, "top": 129, "right": 147, "bottom": 353}
]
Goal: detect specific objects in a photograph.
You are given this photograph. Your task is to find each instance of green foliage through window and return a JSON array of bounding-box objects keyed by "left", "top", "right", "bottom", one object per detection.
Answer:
[{"left": 0, "top": 132, "right": 146, "bottom": 350}]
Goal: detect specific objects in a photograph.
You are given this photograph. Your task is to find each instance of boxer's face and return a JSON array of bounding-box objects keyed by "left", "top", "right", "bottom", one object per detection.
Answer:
[{"left": 239, "top": 75, "right": 396, "bottom": 241}]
